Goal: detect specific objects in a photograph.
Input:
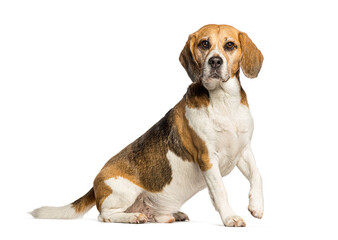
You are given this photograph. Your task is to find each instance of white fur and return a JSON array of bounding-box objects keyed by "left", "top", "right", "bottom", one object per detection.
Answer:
[
  {"left": 98, "top": 212, "right": 147, "bottom": 223},
  {"left": 145, "top": 150, "right": 206, "bottom": 214},
  {"left": 30, "top": 204, "right": 80, "bottom": 219},
  {"left": 154, "top": 214, "right": 175, "bottom": 223},
  {"left": 203, "top": 49, "right": 228, "bottom": 78},
  {"left": 142, "top": 76, "right": 263, "bottom": 226},
  {"left": 185, "top": 77, "right": 254, "bottom": 176},
  {"left": 237, "top": 145, "right": 264, "bottom": 218},
  {"left": 102, "top": 177, "right": 142, "bottom": 211},
  {"left": 98, "top": 177, "right": 143, "bottom": 222},
  {"left": 202, "top": 48, "right": 229, "bottom": 90},
  {"left": 183, "top": 76, "right": 261, "bottom": 225}
]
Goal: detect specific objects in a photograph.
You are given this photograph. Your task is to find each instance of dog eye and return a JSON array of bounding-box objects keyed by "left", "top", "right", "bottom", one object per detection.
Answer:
[
  {"left": 225, "top": 42, "right": 235, "bottom": 50},
  {"left": 200, "top": 40, "right": 210, "bottom": 50}
]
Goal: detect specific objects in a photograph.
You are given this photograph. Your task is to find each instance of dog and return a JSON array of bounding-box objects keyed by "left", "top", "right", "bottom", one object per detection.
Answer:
[{"left": 31, "top": 24, "right": 264, "bottom": 227}]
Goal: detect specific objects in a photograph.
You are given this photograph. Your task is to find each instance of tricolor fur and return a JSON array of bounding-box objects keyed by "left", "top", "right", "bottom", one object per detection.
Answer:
[{"left": 31, "top": 24, "right": 264, "bottom": 227}]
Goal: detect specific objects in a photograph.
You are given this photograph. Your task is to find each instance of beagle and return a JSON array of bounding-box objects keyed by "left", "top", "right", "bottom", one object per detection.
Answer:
[{"left": 31, "top": 24, "right": 264, "bottom": 227}]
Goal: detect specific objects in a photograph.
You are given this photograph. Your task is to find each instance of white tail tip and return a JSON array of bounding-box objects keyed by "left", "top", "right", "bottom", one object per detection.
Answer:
[{"left": 30, "top": 204, "right": 81, "bottom": 219}]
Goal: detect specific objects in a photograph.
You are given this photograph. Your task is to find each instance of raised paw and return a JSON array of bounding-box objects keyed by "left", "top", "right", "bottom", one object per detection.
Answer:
[
  {"left": 130, "top": 213, "right": 148, "bottom": 224},
  {"left": 173, "top": 211, "right": 190, "bottom": 222},
  {"left": 248, "top": 205, "right": 263, "bottom": 219},
  {"left": 224, "top": 215, "right": 246, "bottom": 227},
  {"left": 248, "top": 193, "right": 264, "bottom": 219}
]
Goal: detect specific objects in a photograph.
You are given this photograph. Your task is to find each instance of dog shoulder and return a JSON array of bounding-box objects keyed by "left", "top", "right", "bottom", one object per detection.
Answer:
[{"left": 184, "top": 82, "right": 210, "bottom": 109}]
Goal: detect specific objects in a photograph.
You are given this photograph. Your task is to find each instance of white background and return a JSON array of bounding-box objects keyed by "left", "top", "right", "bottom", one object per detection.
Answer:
[{"left": 1, "top": 0, "right": 337, "bottom": 239}]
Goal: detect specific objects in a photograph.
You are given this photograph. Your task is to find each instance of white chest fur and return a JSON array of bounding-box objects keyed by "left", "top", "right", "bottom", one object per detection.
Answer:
[
  {"left": 185, "top": 78, "right": 254, "bottom": 176},
  {"left": 145, "top": 78, "right": 255, "bottom": 214}
]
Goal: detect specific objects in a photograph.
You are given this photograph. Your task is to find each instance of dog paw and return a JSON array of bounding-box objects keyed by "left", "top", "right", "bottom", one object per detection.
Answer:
[
  {"left": 224, "top": 215, "right": 246, "bottom": 227},
  {"left": 154, "top": 214, "right": 175, "bottom": 223},
  {"left": 248, "top": 193, "right": 264, "bottom": 219},
  {"left": 173, "top": 211, "right": 190, "bottom": 221},
  {"left": 248, "top": 206, "right": 263, "bottom": 219},
  {"left": 130, "top": 213, "right": 148, "bottom": 224}
]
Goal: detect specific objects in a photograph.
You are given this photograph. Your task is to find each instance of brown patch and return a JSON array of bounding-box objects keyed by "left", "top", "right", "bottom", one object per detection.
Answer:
[
  {"left": 240, "top": 87, "right": 249, "bottom": 108},
  {"left": 93, "top": 174, "right": 113, "bottom": 211},
  {"left": 185, "top": 81, "right": 210, "bottom": 108},
  {"left": 71, "top": 188, "right": 96, "bottom": 213},
  {"left": 169, "top": 84, "right": 212, "bottom": 171},
  {"left": 93, "top": 111, "right": 174, "bottom": 211},
  {"left": 93, "top": 84, "right": 213, "bottom": 210}
]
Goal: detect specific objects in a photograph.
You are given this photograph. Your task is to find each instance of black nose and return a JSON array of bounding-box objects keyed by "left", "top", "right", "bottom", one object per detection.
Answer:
[{"left": 208, "top": 56, "right": 223, "bottom": 69}]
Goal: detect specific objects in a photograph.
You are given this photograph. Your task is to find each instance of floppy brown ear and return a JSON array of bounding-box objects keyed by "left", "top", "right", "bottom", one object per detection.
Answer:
[
  {"left": 179, "top": 34, "right": 200, "bottom": 82},
  {"left": 239, "top": 32, "right": 264, "bottom": 78}
]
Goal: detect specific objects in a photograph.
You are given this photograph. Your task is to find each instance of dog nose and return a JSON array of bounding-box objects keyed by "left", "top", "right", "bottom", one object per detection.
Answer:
[{"left": 208, "top": 56, "right": 223, "bottom": 69}]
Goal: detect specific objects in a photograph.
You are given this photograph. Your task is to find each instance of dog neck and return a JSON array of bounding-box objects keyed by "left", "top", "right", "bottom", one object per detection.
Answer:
[
  {"left": 184, "top": 76, "right": 247, "bottom": 109},
  {"left": 207, "top": 76, "right": 242, "bottom": 109}
]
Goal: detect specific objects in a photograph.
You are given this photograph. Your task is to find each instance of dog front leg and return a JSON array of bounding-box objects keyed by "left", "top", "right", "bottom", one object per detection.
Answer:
[
  {"left": 202, "top": 163, "right": 246, "bottom": 227},
  {"left": 237, "top": 144, "right": 264, "bottom": 218}
]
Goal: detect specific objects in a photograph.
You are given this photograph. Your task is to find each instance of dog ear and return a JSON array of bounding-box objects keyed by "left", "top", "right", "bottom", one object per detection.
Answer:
[
  {"left": 239, "top": 32, "right": 264, "bottom": 78},
  {"left": 179, "top": 34, "right": 200, "bottom": 82}
]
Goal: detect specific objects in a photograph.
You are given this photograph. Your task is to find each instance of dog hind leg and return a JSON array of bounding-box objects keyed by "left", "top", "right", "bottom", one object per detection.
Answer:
[{"left": 95, "top": 176, "right": 147, "bottom": 223}]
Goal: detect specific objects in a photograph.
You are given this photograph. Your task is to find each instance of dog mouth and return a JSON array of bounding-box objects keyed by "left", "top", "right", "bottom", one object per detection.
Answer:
[
  {"left": 209, "top": 72, "right": 222, "bottom": 79},
  {"left": 203, "top": 71, "right": 229, "bottom": 82}
]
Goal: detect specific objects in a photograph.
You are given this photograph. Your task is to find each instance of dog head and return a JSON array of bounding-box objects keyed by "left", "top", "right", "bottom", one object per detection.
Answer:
[{"left": 179, "top": 24, "right": 263, "bottom": 90}]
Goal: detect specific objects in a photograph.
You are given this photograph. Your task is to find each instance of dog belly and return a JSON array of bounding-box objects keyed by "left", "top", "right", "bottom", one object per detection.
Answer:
[
  {"left": 144, "top": 150, "right": 206, "bottom": 214},
  {"left": 144, "top": 148, "right": 244, "bottom": 214}
]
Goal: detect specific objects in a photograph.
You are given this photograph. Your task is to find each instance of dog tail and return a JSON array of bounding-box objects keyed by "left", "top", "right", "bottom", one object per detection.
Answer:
[{"left": 30, "top": 188, "right": 96, "bottom": 219}]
